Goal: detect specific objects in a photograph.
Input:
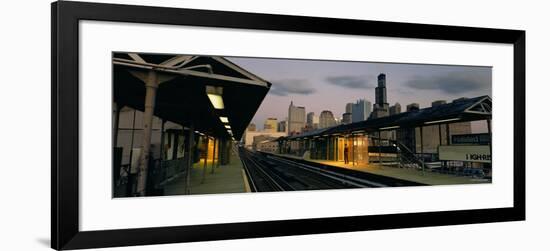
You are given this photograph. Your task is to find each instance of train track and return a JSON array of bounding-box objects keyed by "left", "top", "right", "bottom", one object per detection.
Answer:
[
  {"left": 239, "top": 148, "right": 295, "bottom": 192},
  {"left": 239, "top": 148, "right": 420, "bottom": 192},
  {"left": 264, "top": 152, "right": 425, "bottom": 187}
]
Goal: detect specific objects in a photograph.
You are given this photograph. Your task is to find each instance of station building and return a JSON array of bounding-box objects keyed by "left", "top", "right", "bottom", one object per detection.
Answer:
[
  {"left": 277, "top": 95, "right": 492, "bottom": 176},
  {"left": 112, "top": 53, "right": 271, "bottom": 196}
]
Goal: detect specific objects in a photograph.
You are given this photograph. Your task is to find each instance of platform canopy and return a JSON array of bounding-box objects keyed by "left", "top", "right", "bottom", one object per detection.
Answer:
[
  {"left": 284, "top": 95, "right": 492, "bottom": 140},
  {"left": 113, "top": 53, "right": 271, "bottom": 140}
]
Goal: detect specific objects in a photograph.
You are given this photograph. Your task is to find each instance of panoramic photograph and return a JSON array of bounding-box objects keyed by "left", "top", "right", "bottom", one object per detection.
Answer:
[{"left": 111, "top": 53, "right": 492, "bottom": 197}]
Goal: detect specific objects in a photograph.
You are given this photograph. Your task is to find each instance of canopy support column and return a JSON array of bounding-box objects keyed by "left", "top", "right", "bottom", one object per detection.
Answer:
[
  {"left": 438, "top": 124, "right": 443, "bottom": 170},
  {"left": 112, "top": 102, "right": 121, "bottom": 147},
  {"left": 378, "top": 131, "right": 382, "bottom": 166},
  {"left": 216, "top": 139, "right": 222, "bottom": 169},
  {"left": 185, "top": 125, "right": 194, "bottom": 195},
  {"left": 112, "top": 103, "right": 121, "bottom": 191},
  {"left": 136, "top": 70, "right": 158, "bottom": 196},
  {"left": 126, "top": 109, "right": 137, "bottom": 196},
  {"left": 211, "top": 138, "right": 217, "bottom": 174},
  {"left": 420, "top": 126, "right": 425, "bottom": 175},
  {"left": 201, "top": 136, "right": 209, "bottom": 184},
  {"left": 487, "top": 119, "right": 492, "bottom": 163},
  {"left": 446, "top": 123, "right": 451, "bottom": 171}
]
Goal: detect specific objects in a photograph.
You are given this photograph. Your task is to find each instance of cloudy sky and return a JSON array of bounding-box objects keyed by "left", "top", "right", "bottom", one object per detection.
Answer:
[{"left": 227, "top": 57, "right": 492, "bottom": 131}]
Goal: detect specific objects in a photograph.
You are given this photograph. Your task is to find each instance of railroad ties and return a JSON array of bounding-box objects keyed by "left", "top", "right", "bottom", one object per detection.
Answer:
[{"left": 238, "top": 147, "right": 424, "bottom": 193}]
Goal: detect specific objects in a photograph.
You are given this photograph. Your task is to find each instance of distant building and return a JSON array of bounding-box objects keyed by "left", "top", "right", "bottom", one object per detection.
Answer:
[
  {"left": 319, "top": 110, "right": 336, "bottom": 128},
  {"left": 342, "top": 112, "right": 352, "bottom": 124},
  {"left": 389, "top": 102, "right": 401, "bottom": 115},
  {"left": 277, "top": 120, "right": 287, "bottom": 133},
  {"left": 243, "top": 131, "right": 287, "bottom": 149},
  {"left": 406, "top": 103, "right": 420, "bottom": 112},
  {"left": 352, "top": 99, "right": 372, "bottom": 122},
  {"left": 306, "top": 112, "right": 319, "bottom": 129},
  {"left": 247, "top": 123, "right": 256, "bottom": 131},
  {"left": 252, "top": 135, "right": 279, "bottom": 151},
  {"left": 304, "top": 112, "right": 319, "bottom": 132},
  {"left": 256, "top": 139, "right": 279, "bottom": 153},
  {"left": 371, "top": 74, "right": 390, "bottom": 118},
  {"left": 432, "top": 100, "right": 447, "bottom": 107},
  {"left": 263, "top": 117, "right": 277, "bottom": 132},
  {"left": 345, "top": 103, "right": 354, "bottom": 113},
  {"left": 288, "top": 101, "right": 306, "bottom": 135}
]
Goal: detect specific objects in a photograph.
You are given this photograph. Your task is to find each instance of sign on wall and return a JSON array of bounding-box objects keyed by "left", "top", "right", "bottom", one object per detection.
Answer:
[
  {"left": 438, "top": 145, "right": 491, "bottom": 163},
  {"left": 451, "top": 133, "right": 491, "bottom": 145}
]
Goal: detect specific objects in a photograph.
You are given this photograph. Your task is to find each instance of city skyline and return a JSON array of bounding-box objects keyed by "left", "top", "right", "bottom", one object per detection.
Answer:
[{"left": 227, "top": 57, "right": 491, "bottom": 133}]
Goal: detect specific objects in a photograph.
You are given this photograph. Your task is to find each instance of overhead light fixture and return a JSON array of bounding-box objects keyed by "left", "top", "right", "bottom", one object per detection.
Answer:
[
  {"left": 220, "top": 117, "right": 229, "bottom": 123},
  {"left": 207, "top": 94, "right": 224, "bottom": 109},
  {"left": 206, "top": 86, "right": 224, "bottom": 110},
  {"left": 424, "top": 118, "right": 460, "bottom": 125},
  {"left": 224, "top": 125, "right": 231, "bottom": 129}
]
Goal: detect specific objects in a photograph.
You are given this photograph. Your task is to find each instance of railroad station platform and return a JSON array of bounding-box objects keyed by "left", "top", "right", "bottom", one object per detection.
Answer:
[
  {"left": 163, "top": 146, "right": 250, "bottom": 195},
  {"left": 270, "top": 153, "right": 489, "bottom": 186}
]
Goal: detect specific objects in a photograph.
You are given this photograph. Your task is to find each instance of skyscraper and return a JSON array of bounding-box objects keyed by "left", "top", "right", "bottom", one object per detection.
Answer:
[
  {"left": 277, "top": 120, "right": 287, "bottom": 133},
  {"left": 319, "top": 110, "right": 336, "bottom": 128},
  {"left": 342, "top": 112, "right": 352, "bottom": 124},
  {"left": 389, "top": 102, "right": 401, "bottom": 115},
  {"left": 305, "top": 112, "right": 319, "bottom": 131},
  {"left": 352, "top": 99, "right": 372, "bottom": 122},
  {"left": 288, "top": 101, "right": 306, "bottom": 135},
  {"left": 345, "top": 103, "right": 354, "bottom": 113},
  {"left": 371, "top": 73, "right": 390, "bottom": 119},
  {"left": 263, "top": 118, "right": 277, "bottom": 132}
]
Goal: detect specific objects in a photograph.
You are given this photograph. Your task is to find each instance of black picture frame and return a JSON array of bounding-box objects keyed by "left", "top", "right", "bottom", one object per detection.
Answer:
[{"left": 51, "top": 1, "right": 525, "bottom": 250}]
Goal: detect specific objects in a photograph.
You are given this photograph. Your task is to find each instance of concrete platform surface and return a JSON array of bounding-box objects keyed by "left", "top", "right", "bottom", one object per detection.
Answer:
[
  {"left": 163, "top": 145, "right": 248, "bottom": 195},
  {"left": 273, "top": 153, "right": 489, "bottom": 186}
]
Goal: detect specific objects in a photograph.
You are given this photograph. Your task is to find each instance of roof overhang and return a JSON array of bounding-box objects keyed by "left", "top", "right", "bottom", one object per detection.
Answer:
[
  {"left": 280, "top": 96, "right": 492, "bottom": 140},
  {"left": 113, "top": 53, "right": 271, "bottom": 140}
]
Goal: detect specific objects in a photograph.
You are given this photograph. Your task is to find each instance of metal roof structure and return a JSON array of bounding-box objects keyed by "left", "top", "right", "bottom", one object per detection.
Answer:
[
  {"left": 286, "top": 128, "right": 331, "bottom": 140},
  {"left": 113, "top": 53, "right": 271, "bottom": 140},
  {"left": 282, "top": 95, "right": 492, "bottom": 140}
]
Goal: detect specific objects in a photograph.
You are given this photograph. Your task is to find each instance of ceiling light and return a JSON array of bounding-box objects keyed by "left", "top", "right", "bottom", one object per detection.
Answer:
[
  {"left": 207, "top": 93, "right": 224, "bottom": 109},
  {"left": 206, "top": 86, "right": 224, "bottom": 109}
]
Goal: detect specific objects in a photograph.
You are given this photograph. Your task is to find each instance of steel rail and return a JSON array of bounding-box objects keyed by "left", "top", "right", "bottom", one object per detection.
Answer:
[{"left": 267, "top": 155, "right": 387, "bottom": 188}]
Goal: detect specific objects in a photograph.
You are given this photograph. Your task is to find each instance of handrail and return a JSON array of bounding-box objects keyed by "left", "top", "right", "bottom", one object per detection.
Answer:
[{"left": 391, "top": 140, "right": 425, "bottom": 168}]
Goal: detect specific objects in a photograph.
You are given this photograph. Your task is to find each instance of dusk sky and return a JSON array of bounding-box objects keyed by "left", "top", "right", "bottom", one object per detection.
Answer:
[{"left": 227, "top": 57, "right": 492, "bottom": 132}]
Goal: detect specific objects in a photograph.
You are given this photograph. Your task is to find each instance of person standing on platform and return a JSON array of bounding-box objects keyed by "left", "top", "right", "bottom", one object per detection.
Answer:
[{"left": 344, "top": 144, "right": 349, "bottom": 164}]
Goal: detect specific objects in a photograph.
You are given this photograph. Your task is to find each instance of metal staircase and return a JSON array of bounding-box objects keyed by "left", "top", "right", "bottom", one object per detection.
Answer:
[{"left": 391, "top": 140, "right": 425, "bottom": 169}]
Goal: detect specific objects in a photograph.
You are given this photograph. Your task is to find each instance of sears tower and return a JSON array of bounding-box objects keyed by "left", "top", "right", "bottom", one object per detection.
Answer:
[{"left": 371, "top": 73, "right": 390, "bottom": 118}]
